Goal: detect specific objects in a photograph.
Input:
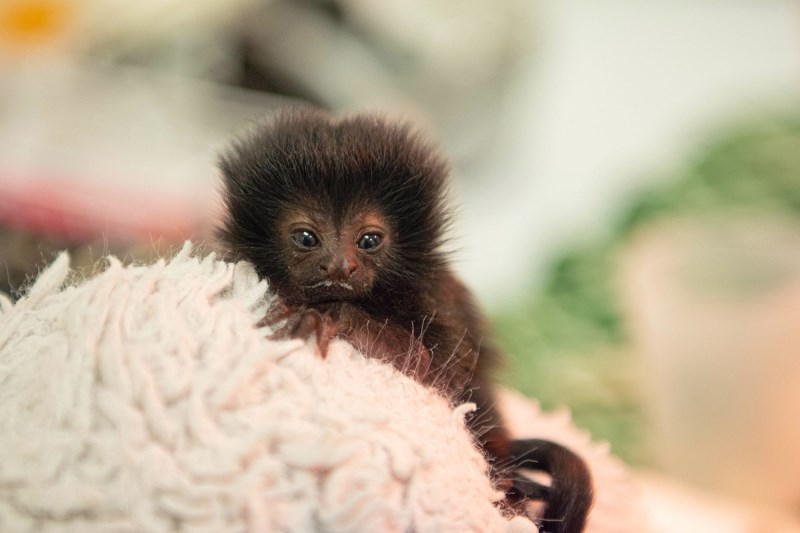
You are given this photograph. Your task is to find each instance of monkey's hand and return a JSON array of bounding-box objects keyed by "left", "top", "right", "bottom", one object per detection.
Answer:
[{"left": 260, "top": 304, "right": 337, "bottom": 358}]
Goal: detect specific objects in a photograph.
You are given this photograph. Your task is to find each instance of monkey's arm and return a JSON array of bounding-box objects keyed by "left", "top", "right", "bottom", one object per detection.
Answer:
[
  {"left": 333, "top": 304, "right": 433, "bottom": 384},
  {"left": 262, "top": 301, "right": 433, "bottom": 383}
]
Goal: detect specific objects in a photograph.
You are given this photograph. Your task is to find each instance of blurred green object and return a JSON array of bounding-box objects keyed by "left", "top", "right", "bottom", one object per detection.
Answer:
[{"left": 493, "top": 112, "right": 800, "bottom": 464}]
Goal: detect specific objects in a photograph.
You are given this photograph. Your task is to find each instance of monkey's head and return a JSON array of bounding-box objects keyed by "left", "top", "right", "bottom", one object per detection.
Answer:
[{"left": 217, "top": 108, "right": 452, "bottom": 304}]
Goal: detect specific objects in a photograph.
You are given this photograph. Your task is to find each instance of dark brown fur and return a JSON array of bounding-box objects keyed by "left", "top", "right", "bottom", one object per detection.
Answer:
[{"left": 217, "top": 108, "right": 592, "bottom": 532}]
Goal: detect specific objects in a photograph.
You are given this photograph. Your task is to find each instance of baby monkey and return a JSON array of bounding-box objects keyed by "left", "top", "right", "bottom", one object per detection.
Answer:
[{"left": 217, "top": 108, "right": 592, "bottom": 532}]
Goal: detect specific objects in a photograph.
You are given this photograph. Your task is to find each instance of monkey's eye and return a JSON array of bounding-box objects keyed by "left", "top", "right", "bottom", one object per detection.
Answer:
[
  {"left": 357, "top": 233, "right": 383, "bottom": 251},
  {"left": 291, "top": 230, "right": 319, "bottom": 249}
]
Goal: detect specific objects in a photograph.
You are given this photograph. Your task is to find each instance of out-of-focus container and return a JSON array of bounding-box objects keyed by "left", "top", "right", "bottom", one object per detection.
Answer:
[{"left": 621, "top": 215, "right": 800, "bottom": 510}]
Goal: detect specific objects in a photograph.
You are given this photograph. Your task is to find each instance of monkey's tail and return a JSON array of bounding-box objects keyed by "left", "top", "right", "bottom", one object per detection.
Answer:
[{"left": 507, "top": 438, "right": 594, "bottom": 533}]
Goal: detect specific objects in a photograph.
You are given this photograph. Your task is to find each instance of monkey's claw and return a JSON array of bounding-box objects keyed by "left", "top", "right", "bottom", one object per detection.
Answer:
[
  {"left": 290, "top": 309, "right": 336, "bottom": 358},
  {"left": 262, "top": 304, "right": 337, "bottom": 357}
]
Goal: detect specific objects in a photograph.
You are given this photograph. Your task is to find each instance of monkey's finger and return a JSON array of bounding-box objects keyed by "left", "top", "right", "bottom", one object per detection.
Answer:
[{"left": 290, "top": 310, "right": 335, "bottom": 358}]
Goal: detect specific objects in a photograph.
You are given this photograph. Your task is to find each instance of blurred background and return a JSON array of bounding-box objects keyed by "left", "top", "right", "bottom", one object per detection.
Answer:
[{"left": 1, "top": 0, "right": 800, "bottom": 530}]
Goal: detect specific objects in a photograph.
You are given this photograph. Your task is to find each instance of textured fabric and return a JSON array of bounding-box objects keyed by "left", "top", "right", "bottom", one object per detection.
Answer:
[{"left": 0, "top": 244, "right": 637, "bottom": 532}]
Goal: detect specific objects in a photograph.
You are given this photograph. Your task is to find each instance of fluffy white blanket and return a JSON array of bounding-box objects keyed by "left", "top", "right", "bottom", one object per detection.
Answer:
[{"left": 0, "top": 244, "right": 638, "bottom": 532}]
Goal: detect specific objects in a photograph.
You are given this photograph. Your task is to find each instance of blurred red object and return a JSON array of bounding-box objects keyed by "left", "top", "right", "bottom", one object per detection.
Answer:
[{"left": 0, "top": 177, "right": 201, "bottom": 244}]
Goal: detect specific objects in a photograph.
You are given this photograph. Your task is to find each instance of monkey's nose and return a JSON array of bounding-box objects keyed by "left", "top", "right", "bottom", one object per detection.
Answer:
[
  {"left": 341, "top": 259, "right": 358, "bottom": 277},
  {"left": 321, "top": 259, "right": 358, "bottom": 279}
]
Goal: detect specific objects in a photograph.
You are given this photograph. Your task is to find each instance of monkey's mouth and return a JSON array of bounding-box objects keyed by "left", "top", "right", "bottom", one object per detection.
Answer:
[
  {"left": 308, "top": 280, "right": 354, "bottom": 291},
  {"left": 302, "top": 280, "right": 360, "bottom": 302}
]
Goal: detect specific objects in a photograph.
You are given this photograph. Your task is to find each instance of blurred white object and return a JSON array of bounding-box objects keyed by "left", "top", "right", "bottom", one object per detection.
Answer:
[
  {"left": 0, "top": 0, "right": 258, "bottom": 75},
  {"left": 75, "top": 0, "right": 257, "bottom": 45},
  {"left": 457, "top": 0, "right": 800, "bottom": 307},
  {"left": 0, "top": 61, "right": 290, "bottom": 243},
  {"left": 622, "top": 216, "right": 800, "bottom": 510}
]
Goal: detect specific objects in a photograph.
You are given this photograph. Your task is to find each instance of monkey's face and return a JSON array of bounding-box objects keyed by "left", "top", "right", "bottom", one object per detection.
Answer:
[{"left": 278, "top": 208, "right": 390, "bottom": 303}]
